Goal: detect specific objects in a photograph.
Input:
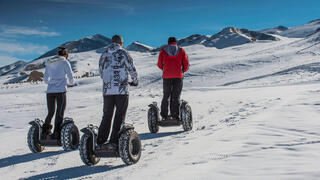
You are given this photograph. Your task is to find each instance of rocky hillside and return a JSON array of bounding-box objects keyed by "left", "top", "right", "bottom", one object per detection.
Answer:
[{"left": 35, "top": 34, "right": 111, "bottom": 60}]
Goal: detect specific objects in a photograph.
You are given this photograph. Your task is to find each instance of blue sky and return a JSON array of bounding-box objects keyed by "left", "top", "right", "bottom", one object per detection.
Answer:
[{"left": 0, "top": 0, "right": 319, "bottom": 66}]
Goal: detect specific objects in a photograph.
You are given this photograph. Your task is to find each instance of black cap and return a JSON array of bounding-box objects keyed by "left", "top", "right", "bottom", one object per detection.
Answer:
[{"left": 168, "top": 37, "right": 177, "bottom": 43}]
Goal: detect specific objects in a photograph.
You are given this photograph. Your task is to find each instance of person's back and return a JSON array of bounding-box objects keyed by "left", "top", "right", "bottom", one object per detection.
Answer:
[
  {"left": 99, "top": 42, "right": 138, "bottom": 95},
  {"left": 158, "top": 41, "right": 189, "bottom": 79},
  {"left": 44, "top": 55, "right": 74, "bottom": 93}
]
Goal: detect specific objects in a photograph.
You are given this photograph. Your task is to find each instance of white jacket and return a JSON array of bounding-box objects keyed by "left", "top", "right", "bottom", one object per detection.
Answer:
[{"left": 43, "top": 56, "right": 74, "bottom": 93}]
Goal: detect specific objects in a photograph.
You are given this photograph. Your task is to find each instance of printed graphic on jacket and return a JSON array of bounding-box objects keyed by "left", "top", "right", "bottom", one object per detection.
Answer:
[{"left": 99, "top": 43, "right": 138, "bottom": 95}]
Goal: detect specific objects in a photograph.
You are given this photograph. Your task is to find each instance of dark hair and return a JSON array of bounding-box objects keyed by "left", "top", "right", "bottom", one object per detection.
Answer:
[
  {"left": 112, "top": 35, "right": 123, "bottom": 44},
  {"left": 168, "top": 37, "right": 177, "bottom": 43},
  {"left": 58, "top": 46, "right": 68, "bottom": 57}
]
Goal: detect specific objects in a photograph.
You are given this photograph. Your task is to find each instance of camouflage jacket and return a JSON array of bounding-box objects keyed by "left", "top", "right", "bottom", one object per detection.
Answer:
[{"left": 99, "top": 43, "right": 138, "bottom": 95}]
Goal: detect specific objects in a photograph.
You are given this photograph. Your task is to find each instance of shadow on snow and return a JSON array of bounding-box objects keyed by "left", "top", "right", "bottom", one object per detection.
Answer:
[
  {"left": 139, "top": 131, "right": 184, "bottom": 141},
  {"left": 23, "top": 164, "right": 127, "bottom": 180},
  {"left": 0, "top": 150, "right": 67, "bottom": 169}
]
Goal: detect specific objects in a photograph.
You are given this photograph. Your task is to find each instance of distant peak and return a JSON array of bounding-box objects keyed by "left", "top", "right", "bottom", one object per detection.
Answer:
[
  {"left": 309, "top": 19, "right": 320, "bottom": 24},
  {"left": 276, "top": 26, "right": 288, "bottom": 30},
  {"left": 126, "top": 41, "right": 154, "bottom": 52}
]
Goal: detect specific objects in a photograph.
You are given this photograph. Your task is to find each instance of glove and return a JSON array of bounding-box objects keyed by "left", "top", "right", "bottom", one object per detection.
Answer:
[
  {"left": 129, "top": 81, "right": 138, "bottom": 86},
  {"left": 67, "top": 82, "right": 78, "bottom": 88}
]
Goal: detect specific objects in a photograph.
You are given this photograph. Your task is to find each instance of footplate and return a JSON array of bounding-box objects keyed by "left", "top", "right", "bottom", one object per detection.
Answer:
[
  {"left": 159, "top": 119, "right": 181, "bottom": 126},
  {"left": 40, "top": 139, "right": 60, "bottom": 146},
  {"left": 94, "top": 149, "right": 119, "bottom": 157}
]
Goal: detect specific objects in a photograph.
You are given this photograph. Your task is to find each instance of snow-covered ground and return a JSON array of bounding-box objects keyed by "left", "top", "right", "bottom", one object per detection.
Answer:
[{"left": 0, "top": 33, "right": 320, "bottom": 179}]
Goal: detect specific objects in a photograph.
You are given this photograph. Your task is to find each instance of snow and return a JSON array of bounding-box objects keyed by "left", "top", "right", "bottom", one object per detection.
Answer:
[
  {"left": 1, "top": 22, "right": 320, "bottom": 179},
  {"left": 279, "top": 20, "right": 320, "bottom": 38}
]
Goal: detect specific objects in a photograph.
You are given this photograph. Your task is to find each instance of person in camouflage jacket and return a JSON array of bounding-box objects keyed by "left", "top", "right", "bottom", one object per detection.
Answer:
[{"left": 97, "top": 35, "right": 138, "bottom": 147}]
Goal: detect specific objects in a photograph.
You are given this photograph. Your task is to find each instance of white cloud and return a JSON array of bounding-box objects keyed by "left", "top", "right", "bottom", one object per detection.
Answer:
[
  {"left": 0, "top": 25, "right": 60, "bottom": 37},
  {"left": 0, "top": 55, "right": 21, "bottom": 67},
  {"left": 0, "top": 41, "right": 49, "bottom": 55}
]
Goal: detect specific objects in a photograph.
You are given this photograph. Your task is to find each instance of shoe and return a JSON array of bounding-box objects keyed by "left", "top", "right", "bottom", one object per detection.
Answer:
[
  {"left": 169, "top": 114, "right": 180, "bottom": 121},
  {"left": 41, "top": 124, "right": 52, "bottom": 139},
  {"left": 161, "top": 116, "right": 168, "bottom": 121}
]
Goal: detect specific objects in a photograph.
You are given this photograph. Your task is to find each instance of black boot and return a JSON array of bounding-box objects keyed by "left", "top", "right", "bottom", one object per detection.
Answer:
[{"left": 42, "top": 124, "right": 52, "bottom": 139}]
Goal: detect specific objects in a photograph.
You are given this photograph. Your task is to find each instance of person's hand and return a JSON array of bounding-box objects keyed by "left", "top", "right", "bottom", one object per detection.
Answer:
[{"left": 129, "top": 81, "right": 138, "bottom": 86}]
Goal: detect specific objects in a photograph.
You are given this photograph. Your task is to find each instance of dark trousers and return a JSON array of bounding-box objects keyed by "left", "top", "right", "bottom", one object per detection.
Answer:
[
  {"left": 161, "top": 78, "right": 183, "bottom": 119},
  {"left": 44, "top": 92, "right": 66, "bottom": 135},
  {"left": 97, "top": 95, "right": 129, "bottom": 145}
]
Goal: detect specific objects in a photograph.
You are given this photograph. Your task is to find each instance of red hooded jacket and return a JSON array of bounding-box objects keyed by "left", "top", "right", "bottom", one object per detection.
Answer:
[{"left": 157, "top": 42, "right": 189, "bottom": 79}]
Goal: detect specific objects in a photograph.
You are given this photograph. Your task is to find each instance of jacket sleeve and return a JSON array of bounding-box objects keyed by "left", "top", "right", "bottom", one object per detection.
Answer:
[
  {"left": 64, "top": 60, "right": 74, "bottom": 85},
  {"left": 43, "top": 67, "right": 49, "bottom": 84},
  {"left": 124, "top": 51, "right": 138, "bottom": 83},
  {"left": 157, "top": 50, "right": 164, "bottom": 70},
  {"left": 182, "top": 49, "right": 189, "bottom": 73},
  {"left": 99, "top": 53, "right": 106, "bottom": 79}
]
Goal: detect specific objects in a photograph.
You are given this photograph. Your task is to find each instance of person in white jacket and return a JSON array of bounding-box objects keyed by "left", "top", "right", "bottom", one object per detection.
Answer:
[{"left": 42, "top": 47, "right": 75, "bottom": 139}]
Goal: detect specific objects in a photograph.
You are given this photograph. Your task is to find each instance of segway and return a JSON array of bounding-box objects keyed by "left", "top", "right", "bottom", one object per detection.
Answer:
[
  {"left": 79, "top": 123, "right": 141, "bottom": 166},
  {"left": 148, "top": 100, "right": 193, "bottom": 133},
  {"left": 27, "top": 117, "right": 80, "bottom": 153}
]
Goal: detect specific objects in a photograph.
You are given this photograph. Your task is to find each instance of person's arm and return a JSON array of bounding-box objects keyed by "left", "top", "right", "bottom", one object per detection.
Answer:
[
  {"left": 182, "top": 49, "right": 189, "bottom": 73},
  {"left": 124, "top": 51, "right": 138, "bottom": 84},
  {"left": 99, "top": 53, "right": 106, "bottom": 79},
  {"left": 157, "top": 50, "right": 164, "bottom": 70},
  {"left": 64, "top": 60, "right": 74, "bottom": 85},
  {"left": 43, "top": 67, "right": 49, "bottom": 84}
]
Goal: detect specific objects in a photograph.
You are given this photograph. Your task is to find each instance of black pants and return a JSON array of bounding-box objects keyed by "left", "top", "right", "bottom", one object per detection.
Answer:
[
  {"left": 161, "top": 78, "right": 183, "bottom": 119},
  {"left": 97, "top": 95, "right": 129, "bottom": 145},
  {"left": 44, "top": 92, "right": 66, "bottom": 136}
]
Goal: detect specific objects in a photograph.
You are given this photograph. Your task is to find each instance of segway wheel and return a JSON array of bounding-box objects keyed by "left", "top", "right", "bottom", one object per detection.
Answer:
[
  {"left": 181, "top": 104, "right": 193, "bottom": 131},
  {"left": 27, "top": 125, "right": 44, "bottom": 153},
  {"left": 61, "top": 123, "right": 80, "bottom": 151},
  {"left": 119, "top": 129, "right": 142, "bottom": 165},
  {"left": 79, "top": 134, "right": 100, "bottom": 166},
  {"left": 148, "top": 108, "right": 159, "bottom": 133}
]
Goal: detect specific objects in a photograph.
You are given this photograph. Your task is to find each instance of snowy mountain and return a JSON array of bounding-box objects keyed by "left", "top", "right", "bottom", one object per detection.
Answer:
[
  {"left": 177, "top": 27, "right": 278, "bottom": 49},
  {"left": 0, "top": 61, "right": 26, "bottom": 76},
  {"left": 126, "top": 41, "right": 154, "bottom": 52},
  {"left": 259, "top": 25, "right": 289, "bottom": 34},
  {"left": 1, "top": 19, "right": 319, "bottom": 84},
  {"left": 203, "top": 27, "right": 278, "bottom": 49},
  {"left": 36, "top": 34, "right": 111, "bottom": 60},
  {"left": 278, "top": 19, "right": 320, "bottom": 38},
  {"left": 177, "top": 34, "right": 208, "bottom": 46}
]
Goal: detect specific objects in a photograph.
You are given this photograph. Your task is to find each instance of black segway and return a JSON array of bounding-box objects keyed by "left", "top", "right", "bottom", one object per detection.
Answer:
[
  {"left": 27, "top": 117, "right": 80, "bottom": 153},
  {"left": 79, "top": 123, "right": 141, "bottom": 166},
  {"left": 148, "top": 100, "right": 193, "bottom": 133}
]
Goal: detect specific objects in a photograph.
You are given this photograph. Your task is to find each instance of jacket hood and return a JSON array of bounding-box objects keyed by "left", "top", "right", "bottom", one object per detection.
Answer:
[
  {"left": 105, "top": 43, "right": 122, "bottom": 53},
  {"left": 46, "top": 55, "right": 66, "bottom": 65},
  {"left": 162, "top": 44, "right": 181, "bottom": 56}
]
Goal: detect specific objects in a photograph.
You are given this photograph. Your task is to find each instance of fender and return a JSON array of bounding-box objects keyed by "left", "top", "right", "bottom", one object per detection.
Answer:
[
  {"left": 61, "top": 117, "right": 74, "bottom": 128},
  {"left": 29, "top": 118, "right": 43, "bottom": 140},
  {"left": 148, "top": 102, "right": 159, "bottom": 111},
  {"left": 180, "top": 100, "right": 188, "bottom": 109},
  {"left": 119, "top": 123, "right": 134, "bottom": 135},
  {"left": 81, "top": 125, "right": 98, "bottom": 150}
]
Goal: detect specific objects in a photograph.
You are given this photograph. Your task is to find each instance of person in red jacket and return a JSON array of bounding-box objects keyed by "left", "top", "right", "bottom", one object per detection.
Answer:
[{"left": 157, "top": 37, "right": 189, "bottom": 120}]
